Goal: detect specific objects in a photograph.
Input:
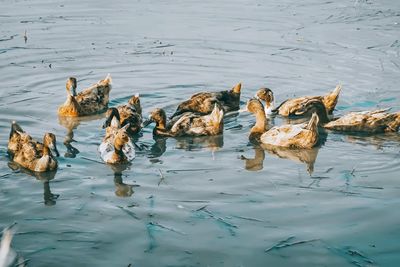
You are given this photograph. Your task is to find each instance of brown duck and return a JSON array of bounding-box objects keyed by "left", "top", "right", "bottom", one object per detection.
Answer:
[
  {"left": 268, "top": 85, "right": 342, "bottom": 117},
  {"left": 299, "top": 99, "right": 400, "bottom": 133},
  {"left": 58, "top": 74, "right": 112, "bottom": 117},
  {"left": 144, "top": 104, "right": 224, "bottom": 137},
  {"left": 245, "top": 99, "right": 320, "bottom": 149},
  {"left": 171, "top": 83, "right": 241, "bottom": 118}
]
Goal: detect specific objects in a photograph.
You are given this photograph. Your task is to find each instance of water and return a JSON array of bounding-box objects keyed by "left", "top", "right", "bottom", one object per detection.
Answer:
[{"left": 1, "top": 0, "right": 400, "bottom": 266}]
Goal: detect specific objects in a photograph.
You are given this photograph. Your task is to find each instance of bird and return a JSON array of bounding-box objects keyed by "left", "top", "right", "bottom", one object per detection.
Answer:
[
  {"left": 144, "top": 104, "right": 224, "bottom": 137},
  {"left": 245, "top": 98, "right": 320, "bottom": 149},
  {"left": 99, "top": 108, "right": 135, "bottom": 164},
  {"left": 297, "top": 99, "right": 400, "bottom": 133},
  {"left": 8, "top": 121, "right": 59, "bottom": 172},
  {"left": 170, "top": 83, "right": 241, "bottom": 118},
  {"left": 58, "top": 74, "right": 112, "bottom": 117},
  {"left": 270, "top": 85, "right": 342, "bottom": 117}
]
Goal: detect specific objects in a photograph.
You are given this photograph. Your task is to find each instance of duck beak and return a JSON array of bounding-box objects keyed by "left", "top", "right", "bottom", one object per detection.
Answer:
[
  {"left": 141, "top": 119, "right": 153, "bottom": 128},
  {"left": 48, "top": 143, "right": 60, "bottom": 157},
  {"left": 238, "top": 107, "right": 248, "bottom": 113}
]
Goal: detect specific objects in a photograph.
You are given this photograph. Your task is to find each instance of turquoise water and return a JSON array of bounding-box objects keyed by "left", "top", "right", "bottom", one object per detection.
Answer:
[{"left": 1, "top": 0, "right": 400, "bottom": 266}]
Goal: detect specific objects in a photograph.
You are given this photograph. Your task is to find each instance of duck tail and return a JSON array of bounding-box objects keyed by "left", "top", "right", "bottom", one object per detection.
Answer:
[
  {"left": 98, "top": 74, "right": 112, "bottom": 95},
  {"left": 9, "top": 121, "right": 24, "bottom": 139},
  {"left": 306, "top": 112, "right": 320, "bottom": 131},
  {"left": 104, "top": 73, "right": 112, "bottom": 85},
  {"left": 209, "top": 104, "right": 224, "bottom": 126},
  {"left": 231, "top": 82, "right": 242, "bottom": 94},
  {"left": 322, "top": 84, "right": 342, "bottom": 114},
  {"left": 387, "top": 112, "right": 400, "bottom": 132}
]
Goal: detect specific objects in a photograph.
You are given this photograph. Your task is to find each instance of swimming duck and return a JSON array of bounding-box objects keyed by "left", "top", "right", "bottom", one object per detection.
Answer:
[
  {"left": 144, "top": 104, "right": 224, "bottom": 137},
  {"left": 8, "top": 121, "right": 60, "bottom": 159},
  {"left": 170, "top": 83, "right": 241, "bottom": 118},
  {"left": 99, "top": 108, "right": 135, "bottom": 164},
  {"left": 246, "top": 99, "right": 320, "bottom": 149},
  {"left": 324, "top": 109, "right": 400, "bottom": 133},
  {"left": 12, "top": 132, "right": 59, "bottom": 172},
  {"left": 298, "top": 99, "right": 400, "bottom": 133},
  {"left": 58, "top": 74, "right": 112, "bottom": 117},
  {"left": 117, "top": 94, "right": 143, "bottom": 135},
  {"left": 269, "top": 85, "right": 342, "bottom": 117},
  {"left": 255, "top": 87, "right": 275, "bottom": 115}
]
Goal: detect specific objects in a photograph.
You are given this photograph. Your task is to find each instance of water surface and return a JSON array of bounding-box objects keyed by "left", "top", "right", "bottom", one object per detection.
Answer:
[{"left": 1, "top": 0, "right": 400, "bottom": 266}]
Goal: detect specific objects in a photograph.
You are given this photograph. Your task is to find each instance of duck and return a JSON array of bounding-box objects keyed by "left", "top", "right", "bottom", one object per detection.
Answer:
[
  {"left": 144, "top": 104, "right": 224, "bottom": 137},
  {"left": 263, "top": 85, "right": 342, "bottom": 117},
  {"left": 170, "top": 83, "right": 241, "bottom": 118},
  {"left": 99, "top": 108, "right": 135, "bottom": 164},
  {"left": 58, "top": 74, "right": 112, "bottom": 117},
  {"left": 245, "top": 98, "right": 320, "bottom": 149},
  {"left": 8, "top": 121, "right": 60, "bottom": 159},
  {"left": 117, "top": 94, "right": 143, "bottom": 135},
  {"left": 297, "top": 99, "right": 400, "bottom": 133},
  {"left": 11, "top": 132, "right": 59, "bottom": 172}
]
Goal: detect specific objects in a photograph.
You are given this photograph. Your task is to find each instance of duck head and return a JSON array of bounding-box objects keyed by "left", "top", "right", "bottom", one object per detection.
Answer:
[
  {"left": 114, "top": 124, "right": 130, "bottom": 151},
  {"left": 66, "top": 77, "right": 77, "bottom": 97},
  {"left": 43, "top": 133, "right": 60, "bottom": 157},
  {"left": 128, "top": 93, "right": 142, "bottom": 115},
  {"left": 142, "top": 108, "right": 167, "bottom": 129},
  {"left": 255, "top": 88, "right": 274, "bottom": 115},
  {"left": 102, "top": 107, "right": 121, "bottom": 129},
  {"left": 296, "top": 99, "right": 330, "bottom": 124}
]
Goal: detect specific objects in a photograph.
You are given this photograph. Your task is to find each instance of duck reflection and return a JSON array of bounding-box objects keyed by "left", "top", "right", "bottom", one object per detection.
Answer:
[
  {"left": 110, "top": 164, "right": 137, "bottom": 198},
  {"left": 7, "top": 162, "right": 59, "bottom": 206},
  {"left": 344, "top": 132, "right": 400, "bottom": 150},
  {"left": 261, "top": 144, "right": 320, "bottom": 175},
  {"left": 240, "top": 146, "right": 265, "bottom": 171},
  {"left": 148, "top": 136, "right": 167, "bottom": 159},
  {"left": 175, "top": 134, "right": 224, "bottom": 159},
  {"left": 58, "top": 114, "right": 104, "bottom": 158}
]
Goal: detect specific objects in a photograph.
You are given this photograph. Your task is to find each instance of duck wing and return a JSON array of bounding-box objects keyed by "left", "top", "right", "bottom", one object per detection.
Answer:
[
  {"left": 276, "top": 96, "right": 322, "bottom": 116},
  {"left": 260, "top": 124, "right": 305, "bottom": 147},
  {"left": 75, "top": 75, "right": 112, "bottom": 114}
]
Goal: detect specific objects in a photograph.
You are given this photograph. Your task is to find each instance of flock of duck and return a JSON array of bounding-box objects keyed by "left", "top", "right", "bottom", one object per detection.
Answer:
[{"left": 7, "top": 74, "right": 400, "bottom": 173}]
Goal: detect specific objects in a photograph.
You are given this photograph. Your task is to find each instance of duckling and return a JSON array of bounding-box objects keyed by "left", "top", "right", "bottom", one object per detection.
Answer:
[
  {"left": 13, "top": 133, "right": 59, "bottom": 172},
  {"left": 58, "top": 74, "right": 112, "bottom": 117},
  {"left": 272, "top": 85, "right": 342, "bottom": 116},
  {"left": 171, "top": 83, "right": 241, "bottom": 118},
  {"left": 255, "top": 88, "right": 275, "bottom": 115},
  {"left": 246, "top": 99, "right": 320, "bottom": 149},
  {"left": 117, "top": 94, "right": 143, "bottom": 135},
  {"left": 144, "top": 104, "right": 224, "bottom": 137},
  {"left": 298, "top": 99, "right": 400, "bottom": 133},
  {"left": 99, "top": 108, "right": 135, "bottom": 164}
]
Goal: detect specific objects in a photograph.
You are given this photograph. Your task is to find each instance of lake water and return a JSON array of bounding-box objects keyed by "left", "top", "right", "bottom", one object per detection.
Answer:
[{"left": 1, "top": 0, "right": 400, "bottom": 266}]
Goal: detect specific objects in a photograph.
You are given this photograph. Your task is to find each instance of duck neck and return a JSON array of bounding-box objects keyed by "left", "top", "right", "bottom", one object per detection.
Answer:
[
  {"left": 113, "top": 138, "right": 126, "bottom": 159},
  {"left": 251, "top": 110, "right": 267, "bottom": 134},
  {"left": 64, "top": 95, "right": 80, "bottom": 110},
  {"left": 156, "top": 119, "right": 166, "bottom": 131}
]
